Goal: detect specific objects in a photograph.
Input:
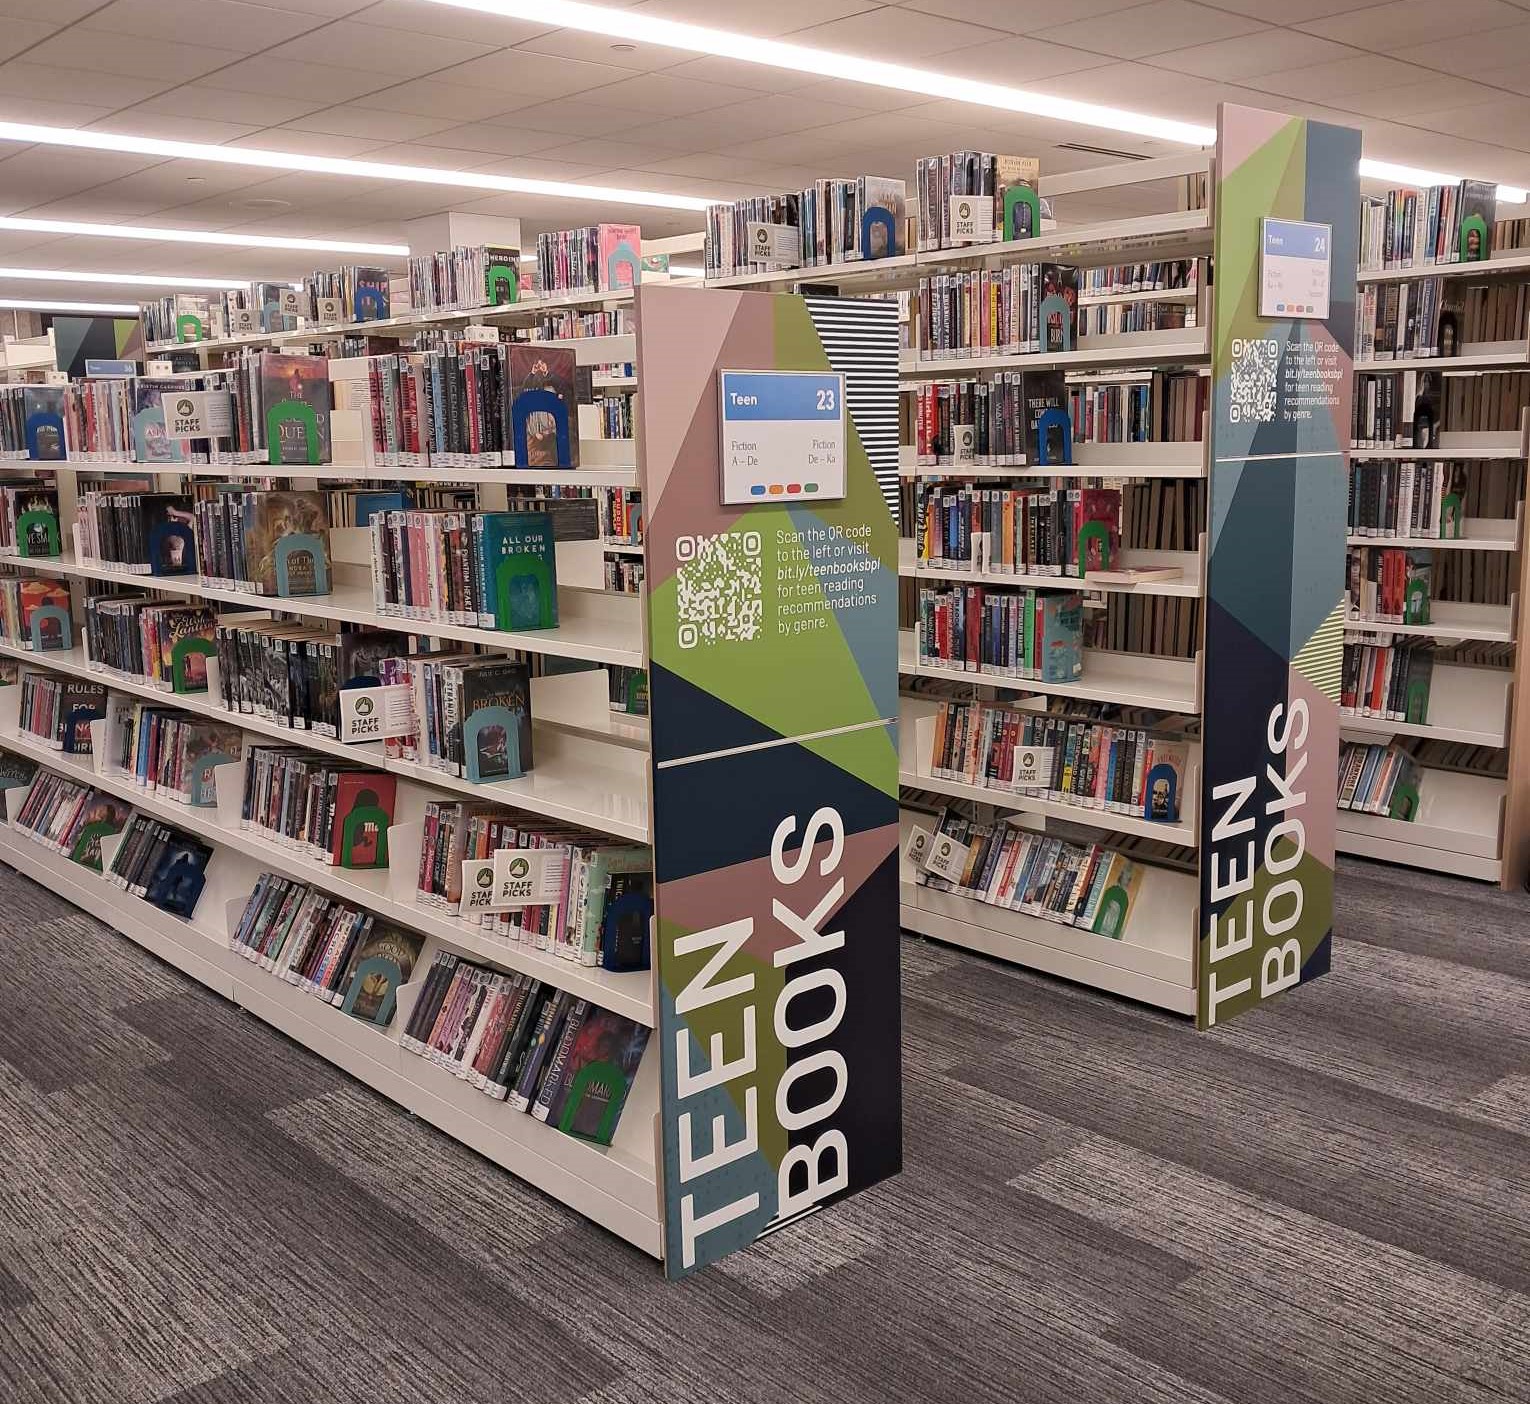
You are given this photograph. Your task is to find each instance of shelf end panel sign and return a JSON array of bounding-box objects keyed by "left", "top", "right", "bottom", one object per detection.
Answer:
[
  {"left": 635, "top": 285, "right": 901, "bottom": 1277},
  {"left": 1198, "top": 104, "right": 1359, "bottom": 1030}
]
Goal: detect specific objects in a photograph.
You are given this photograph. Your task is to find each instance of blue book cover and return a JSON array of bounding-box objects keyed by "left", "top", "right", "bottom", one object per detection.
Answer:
[
  {"left": 350, "top": 490, "right": 406, "bottom": 527},
  {"left": 1038, "top": 591, "right": 1083, "bottom": 683},
  {"left": 474, "top": 511, "right": 558, "bottom": 631}
]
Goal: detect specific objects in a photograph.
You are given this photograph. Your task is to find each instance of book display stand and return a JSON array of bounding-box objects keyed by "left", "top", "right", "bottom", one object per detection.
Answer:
[{"left": 0, "top": 273, "right": 904, "bottom": 1276}]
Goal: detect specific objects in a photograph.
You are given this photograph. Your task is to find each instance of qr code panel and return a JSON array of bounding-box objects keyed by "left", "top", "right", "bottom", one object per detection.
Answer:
[
  {"left": 1229, "top": 337, "right": 1279, "bottom": 424},
  {"left": 675, "top": 531, "right": 764, "bottom": 647}
]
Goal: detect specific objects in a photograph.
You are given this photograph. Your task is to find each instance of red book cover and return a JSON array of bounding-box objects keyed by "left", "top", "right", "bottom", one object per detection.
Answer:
[{"left": 329, "top": 771, "right": 397, "bottom": 868}]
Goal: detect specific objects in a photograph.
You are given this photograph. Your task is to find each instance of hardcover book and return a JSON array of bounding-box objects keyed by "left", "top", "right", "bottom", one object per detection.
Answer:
[
  {"left": 1456, "top": 179, "right": 1496, "bottom": 262},
  {"left": 598, "top": 866, "right": 654, "bottom": 972},
  {"left": 860, "top": 176, "right": 906, "bottom": 259},
  {"left": 483, "top": 245, "right": 521, "bottom": 305},
  {"left": 1040, "top": 264, "right": 1079, "bottom": 352},
  {"left": 352, "top": 267, "right": 391, "bottom": 321},
  {"left": 140, "top": 494, "right": 197, "bottom": 575},
  {"left": 60, "top": 679, "right": 107, "bottom": 754},
  {"left": 338, "top": 922, "right": 424, "bottom": 1027},
  {"left": 597, "top": 224, "right": 642, "bottom": 290},
  {"left": 7, "top": 483, "right": 60, "bottom": 557},
  {"left": 544, "top": 1007, "right": 651, "bottom": 1144},
  {"left": 144, "top": 833, "right": 214, "bottom": 917},
  {"left": 995, "top": 155, "right": 1041, "bottom": 239},
  {"left": 242, "top": 491, "right": 331, "bottom": 596},
  {"left": 65, "top": 793, "right": 132, "bottom": 872},
  {"left": 507, "top": 345, "right": 579, "bottom": 469},
  {"left": 474, "top": 511, "right": 558, "bottom": 631},
  {"left": 458, "top": 657, "right": 533, "bottom": 782},
  {"left": 329, "top": 770, "right": 396, "bottom": 868},
  {"left": 1023, "top": 371, "right": 1071, "bottom": 466},
  {"left": 22, "top": 386, "right": 66, "bottom": 460},
  {"left": 20, "top": 580, "right": 71, "bottom": 650},
  {"left": 131, "top": 380, "right": 191, "bottom": 465},
  {"left": 260, "top": 354, "right": 332, "bottom": 466}
]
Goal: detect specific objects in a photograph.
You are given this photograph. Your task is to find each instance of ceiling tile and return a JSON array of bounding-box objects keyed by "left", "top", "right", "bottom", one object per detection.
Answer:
[
  {"left": 0, "top": 0, "right": 123, "bottom": 19},
  {"left": 1031, "top": 1, "right": 1268, "bottom": 59},
  {"left": 0, "top": 98, "right": 116, "bottom": 127},
  {"left": 639, "top": 0, "right": 882, "bottom": 32},
  {"left": 1297, "top": 0, "right": 1526, "bottom": 51},
  {"left": 487, "top": 100, "right": 642, "bottom": 139},
  {"left": 0, "top": 17, "right": 57, "bottom": 63},
  {"left": 1196, "top": 0, "right": 1391, "bottom": 18},
  {"left": 658, "top": 55, "right": 817, "bottom": 93},
  {"left": 0, "top": 61, "right": 172, "bottom": 108},
  {"left": 79, "top": 0, "right": 322, "bottom": 50},
  {"left": 786, "top": 7, "right": 1010, "bottom": 60},
  {"left": 208, "top": 55, "right": 392, "bottom": 102},
  {"left": 445, "top": 49, "right": 639, "bottom": 96},
  {"left": 263, "top": 20, "right": 500, "bottom": 77},
  {"left": 356, "top": 0, "right": 555, "bottom": 44},
  {"left": 894, "top": 0, "right": 1145, "bottom": 30},
  {"left": 226, "top": 128, "right": 390, "bottom": 158},
  {"left": 1474, "top": 60, "right": 1530, "bottom": 96},
  {"left": 533, "top": 136, "right": 699, "bottom": 167},
  {"left": 325, "top": 78, "right": 515, "bottom": 121},
  {"left": 511, "top": 29, "right": 699, "bottom": 72},
  {"left": 86, "top": 114, "right": 263, "bottom": 145},
  {"left": 1245, "top": 54, "right": 1439, "bottom": 101},
  {"left": 1389, "top": 23, "right": 1530, "bottom": 75},
  {"left": 783, "top": 77, "right": 942, "bottom": 112},
  {"left": 414, "top": 123, "right": 567, "bottom": 157},
  {"left": 1335, "top": 77, "right": 1504, "bottom": 120},
  {"left": 571, "top": 71, "right": 758, "bottom": 116},
  {"left": 125, "top": 85, "right": 327, "bottom": 126},
  {"left": 281, "top": 106, "right": 461, "bottom": 143},
  {"left": 19, "top": 27, "right": 244, "bottom": 82},
  {"left": 1405, "top": 93, "right": 1530, "bottom": 142},
  {"left": 1153, "top": 29, "right": 1359, "bottom": 81},
  {"left": 621, "top": 94, "right": 882, "bottom": 149},
  {"left": 937, "top": 36, "right": 1118, "bottom": 83}
]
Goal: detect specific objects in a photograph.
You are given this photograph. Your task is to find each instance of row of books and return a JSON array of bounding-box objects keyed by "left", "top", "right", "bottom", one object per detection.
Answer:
[
  {"left": 1080, "top": 262, "right": 1197, "bottom": 296},
  {"left": 913, "top": 806, "right": 1146, "bottom": 940},
  {"left": 1358, "top": 181, "right": 1497, "bottom": 272},
  {"left": 599, "top": 488, "right": 641, "bottom": 547},
  {"left": 1457, "top": 282, "right": 1530, "bottom": 345},
  {"left": 535, "top": 224, "right": 641, "bottom": 297},
  {"left": 102, "top": 699, "right": 241, "bottom": 809},
  {"left": 85, "top": 595, "right": 218, "bottom": 696},
  {"left": 1347, "top": 461, "right": 1468, "bottom": 540},
  {"left": 415, "top": 800, "right": 650, "bottom": 970},
  {"left": 1354, "top": 278, "right": 1456, "bottom": 361},
  {"left": 1069, "top": 372, "right": 1208, "bottom": 446},
  {"left": 17, "top": 671, "right": 104, "bottom": 754},
  {"left": 608, "top": 664, "right": 646, "bottom": 717},
  {"left": 1077, "top": 302, "right": 1191, "bottom": 337},
  {"left": 368, "top": 508, "right": 558, "bottom": 631},
  {"left": 401, "top": 956, "right": 649, "bottom": 1142},
  {"left": 396, "top": 653, "right": 532, "bottom": 781},
  {"left": 323, "top": 485, "right": 473, "bottom": 530},
  {"left": 926, "top": 699, "right": 1190, "bottom": 823},
  {"left": 1346, "top": 546, "right": 1433, "bottom": 627},
  {"left": 339, "top": 343, "right": 581, "bottom": 471},
  {"left": 914, "top": 585, "right": 1084, "bottom": 683},
  {"left": 908, "top": 371, "right": 1062, "bottom": 467},
  {"left": 0, "top": 384, "right": 67, "bottom": 461},
  {"left": 1341, "top": 641, "right": 1434, "bottom": 723},
  {"left": 232, "top": 872, "right": 423, "bottom": 1027},
  {"left": 302, "top": 266, "right": 393, "bottom": 326},
  {"left": 915, "top": 484, "right": 1126, "bottom": 578},
  {"left": 914, "top": 153, "right": 1039, "bottom": 249},
  {"left": 192, "top": 486, "right": 327, "bottom": 597},
  {"left": 913, "top": 265, "right": 1077, "bottom": 360},
  {"left": 1336, "top": 740, "right": 1420, "bottom": 818},
  {"left": 238, "top": 745, "right": 396, "bottom": 870},
  {"left": 603, "top": 558, "right": 643, "bottom": 595},
  {"left": 703, "top": 178, "right": 907, "bottom": 278},
  {"left": 596, "top": 394, "right": 632, "bottom": 442},
  {"left": 1352, "top": 369, "right": 1440, "bottom": 449},
  {"left": 0, "top": 576, "right": 70, "bottom": 652},
  {"left": 407, "top": 244, "right": 522, "bottom": 313},
  {"left": 9, "top": 769, "right": 127, "bottom": 872}
]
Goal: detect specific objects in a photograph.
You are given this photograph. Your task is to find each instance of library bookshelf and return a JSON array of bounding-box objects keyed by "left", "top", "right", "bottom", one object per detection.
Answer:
[
  {"left": 0, "top": 276, "right": 903, "bottom": 1278},
  {"left": 1341, "top": 395, "right": 1530, "bottom": 888},
  {"left": 700, "top": 133, "right": 1326, "bottom": 1026}
]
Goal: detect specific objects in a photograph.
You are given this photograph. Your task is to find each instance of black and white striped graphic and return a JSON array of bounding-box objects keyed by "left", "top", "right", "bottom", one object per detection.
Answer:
[{"left": 803, "top": 295, "right": 901, "bottom": 527}]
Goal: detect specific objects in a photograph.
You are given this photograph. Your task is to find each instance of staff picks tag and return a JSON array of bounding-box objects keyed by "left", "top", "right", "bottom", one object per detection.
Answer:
[
  {"left": 489, "top": 848, "right": 569, "bottom": 909},
  {"left": 338, "top": 684, "right": 414, "bottom": 743},
  {"left": 949, "top": 194, "right": 994, "bottom": 243},
  {"left": 922, "top": 831, "right": 971, "bottom": 883}
]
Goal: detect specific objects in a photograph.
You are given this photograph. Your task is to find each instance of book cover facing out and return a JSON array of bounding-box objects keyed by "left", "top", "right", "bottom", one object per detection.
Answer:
[
  {"left": 261, "top": 354, "right": 332, "bottom": 465},
  {"left": 329, "top": 771, "right": 396, "bottom": 868},
  {"left": 460, "top": 659, "right": 533, "bottom": 781},
  {"left": 475, "top": 511, "right": 558, "bottom": 631},
  {"left": 340, "top": 923, "right": 424, "bottom": 1027},
  {"left": 507, "top": 345, "right": 579, "bottom": 468}
]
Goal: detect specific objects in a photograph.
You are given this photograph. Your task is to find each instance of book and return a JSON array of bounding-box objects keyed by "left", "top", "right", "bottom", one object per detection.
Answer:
[
  {"left": 260, "top": 354, "right": 331, "bottom": 465},
  {"left": 474, "top": 510, "right": 558, "bottom": 631},
  {"left": 1040, "top": 265, "right": 1079, "bottom": 352},
  {"left": 241, "top": 490, "right": 331, "bottom": 596},
  {"left": 543, "top": 1006, "right": 650, "bottom": 1143},
  {"left": 131, "top": 380, "right": 192, "bottom": 464},
  {"left": 1086, "top": 565, "right": 1184, "bottom": 584},
  {"left": 64, "top": 793, "right": 131, "bottom": 872},
  {"left": 598, "top": 866, "right": 654, "bottom": 972},
  {"left": 328, "top": 770, "right": 396, "bottom": 868},
  {"left": 597, "top": 223, "right": 642, "bottom": 290},
  {"left": 144, "top": 833, "right": 214, "bottom": 918},
  {"left": 337, "top": 922, "right": 424, "bottom": 1027},
  {"left": 1024, "top": 371, "right": 1070, "bottom": 466},
  {"left": 457, "top": 657, "right": 533, "bottom": 782},
  {"left": 1456, "top": 179, "right": 1496, "bottom": 262},
  {"left": 22, "top": 386, "right": 66, "bottom": 460},
  {"left": 507, "top": 345, "right": 579, "bottom": 468}
]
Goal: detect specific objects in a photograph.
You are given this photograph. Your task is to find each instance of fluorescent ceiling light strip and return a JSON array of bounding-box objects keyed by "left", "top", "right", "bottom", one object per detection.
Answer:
[
  {"left": 427, "top": 2, "right": 1530, "bottom": 204},
  {"left": 0, "top": 266, "right": 249, "bottom": 289},
  {"left": 423, "top": 0, "right": 1216, "bottom": 146},
  {"left": 0, "top": 120, "right": 714, "bottom": 212},
  {"left": 0, "top": 215, "right": 409, "bottom": 256},
  {"left": 0, "top": 297, "right": 138, "bottom": 312}
]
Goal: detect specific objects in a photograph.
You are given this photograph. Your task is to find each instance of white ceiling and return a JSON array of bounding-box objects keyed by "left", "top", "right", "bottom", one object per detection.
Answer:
[{"left": 2, "top": 0, "right": 1530, "bottom": 299}]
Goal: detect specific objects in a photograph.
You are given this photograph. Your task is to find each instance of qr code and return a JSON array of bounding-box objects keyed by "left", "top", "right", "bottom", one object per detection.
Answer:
[
  {"left": 1229, "top": 337, "right": 1279, "bottom": 423},
  {"left": 676, "top": 530, "right": 763, "bottom": 648}
]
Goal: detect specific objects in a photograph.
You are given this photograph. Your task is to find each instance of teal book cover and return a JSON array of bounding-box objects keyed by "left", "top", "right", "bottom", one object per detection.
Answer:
[{"left": 475, "top": 511, "right": 558, "bottom": 631}]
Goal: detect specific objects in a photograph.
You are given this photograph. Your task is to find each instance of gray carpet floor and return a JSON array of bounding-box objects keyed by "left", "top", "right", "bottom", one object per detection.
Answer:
[{"left": 0, "top": 855, "right": 1526, "bottom": 1404}]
